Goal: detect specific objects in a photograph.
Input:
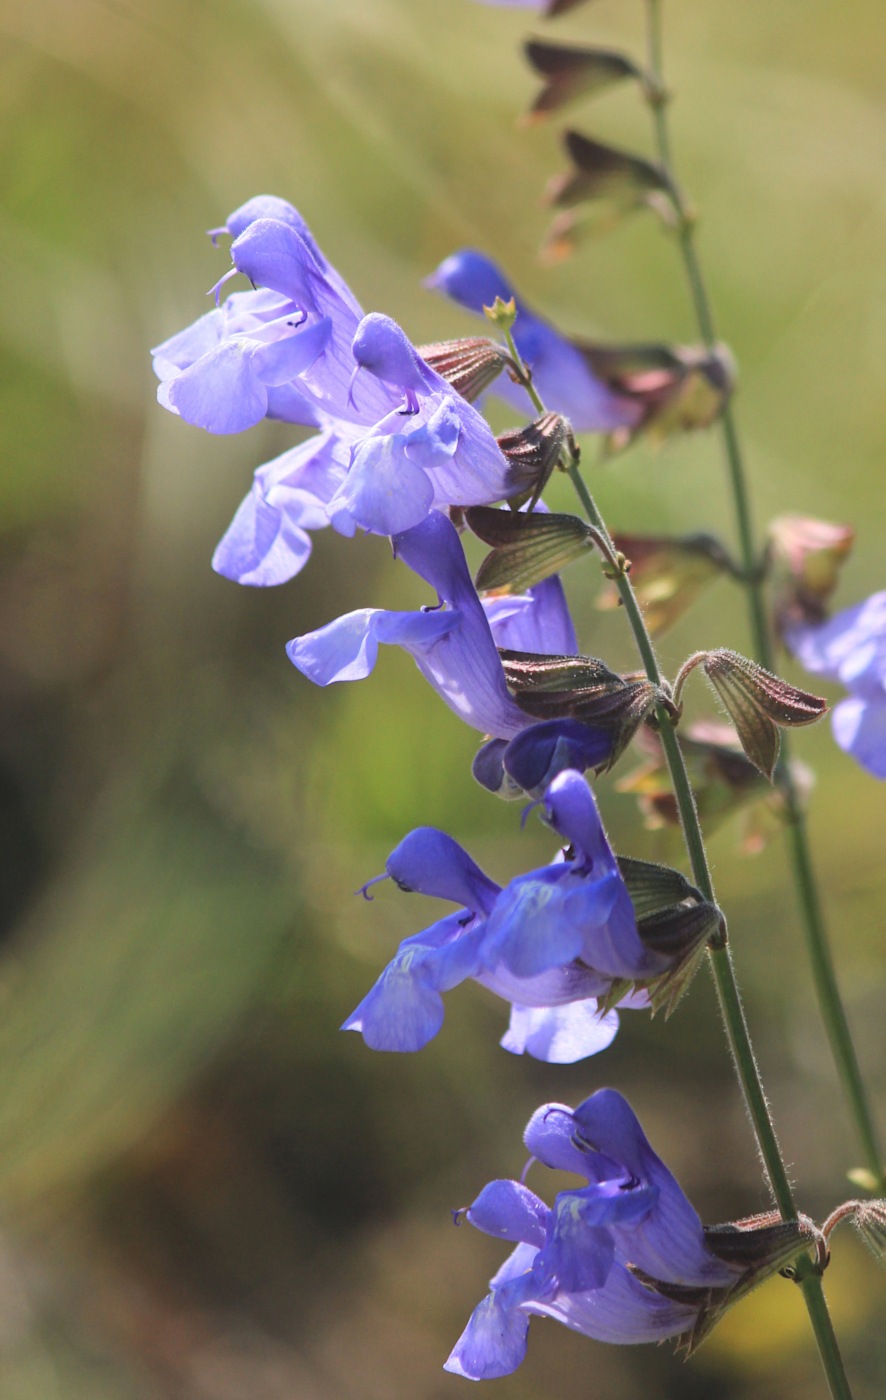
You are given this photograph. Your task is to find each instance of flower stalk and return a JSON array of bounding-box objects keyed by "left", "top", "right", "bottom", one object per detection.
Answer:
[
  {"left": 498, "top": 312, "right": 852, "bottom": 1398},
  {"left": 643, "top": 0, "right": 884, "bottom": 1200}
]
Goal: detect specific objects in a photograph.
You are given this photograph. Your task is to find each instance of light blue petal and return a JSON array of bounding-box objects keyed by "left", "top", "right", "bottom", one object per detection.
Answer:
[
  {"left": 329, "top": 435, "right": 434, "bottom": 536},
  {"left": 342, "top": 954, "right": 445, "bottom": 1052},
  {"left": 249, "top": 316, "right": 332, "bottom": 385},
  {"left": 404, "top": 396, "right": 460, "bottom": 468},
  {"left": 480, "top": 870, "right": 586, "bottom": 979},
  {"left": 526, "top": 1261, "right": 697, "bottom": 1344},
  {"left": 212, "top": 486, "right": 313, "bottom": 586},
  {"left": 832, "top": 695, "right": 886, "bottom": 778},
  {"left": 166, "top": 340, "right": 267, "bottom": 434},
  {"left": 287, "top": 607, "right": 459, "bottom": 685},
  {"left": 386, "top": 828, "right": 501, "bottom": 916},
  {"left": 501, "top": 1001, "right": 619, "bottom": 1064}
]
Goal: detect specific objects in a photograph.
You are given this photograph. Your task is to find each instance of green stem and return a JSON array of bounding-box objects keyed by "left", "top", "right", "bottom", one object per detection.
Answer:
[
  {"left": 502, "top": 303, "right": 851, "bottom": 1388},
  {"left": 567, "top": 460, "right": 797, "bottom": 1218},
  {"left": 643, "top": 0, "right": 884, "bottom": 1195},
  {"left": 797, "top": 1266, "right": 855, "bottom": 1400}
]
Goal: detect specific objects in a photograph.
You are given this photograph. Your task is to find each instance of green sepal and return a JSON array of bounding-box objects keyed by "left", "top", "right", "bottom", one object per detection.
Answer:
[{"left": 466, "top": 507, "right": 593, "bottom": 594}]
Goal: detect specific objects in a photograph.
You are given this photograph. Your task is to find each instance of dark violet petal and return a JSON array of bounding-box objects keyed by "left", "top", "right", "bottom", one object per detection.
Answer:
[
  {"left": 342, "top": 913, "right": 484, "bottom": 1052},
  {"left": 427, "top": 248, "right": 641, "bottom": 432},
  {"left": 480, "top": 870, "right": 586, "bottom": 979},
  {"left": 543, "top": 768, "right": 615, "bottom": 868},
  {"left": 525, "top": 1261, "right": 697, "bottom": 1344},
  {"left": 166, "top": 340, "right": 267, "bottom": 434},
  {"left": 472, "top": 737, "right": 510, "bottom": 795},
  {"left": 392, "top": 513, "right": 530, "bottom": 738},
  {"left": 490, "top": 1242, "right": 540, "bottom": 1291},
  {"left": 425, "top": 249, "right": 517, "bottom": 312},
  {"left": 342, "top": 966, "right": 445, "bottom": 1052},
  {"left": 571, "top": 1090, "right": 737, "bottom": 1287},
  {"left": 544, "top": 1201, "right": 614, "bottom": 1293},
  {"left": 467, "top": 1180, "right": 549, "bottom": 1247},
  {"left": 287, "top": 606, "right": 459, "bottom": 685},
  {"left": 501, "top": 1001, "right": 619, "bottom": 1064},
  {"left": 503, "top": 720, "right": 613, "bottom": 796},
  {"left": 523, "top": 1102, "right": 593, "bottom": 1177},
  {"left": 386, "top": 827, "right": 501, "bottom": 915},
  {"left": 444, "top": 1288, "right": 531, "bottom": 1382}
]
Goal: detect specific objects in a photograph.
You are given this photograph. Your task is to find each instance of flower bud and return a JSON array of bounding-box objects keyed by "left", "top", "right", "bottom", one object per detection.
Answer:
[
  {"left": 524, "top": 40, "right": 643, "bottom": 121},
  {"left": 496, "top": 413, "right": 572, "bottom": 504},
  {"left": 499, "top": 649, "right": 662, "bottom": 770},
  {"left": 416, "top": 337, "right": 512, "bottom": 404},
  {"left": 483, "top": 295, "right": 518, "bottom": 333},
  {"left": 702, "top": 649, "right": 828, "bottom": 781},
  {"left": 466, "top": 506, "right": 593, "bottom": 594},
  {"left": 768, "top": 513, "right": 855, "bottom": 635},
  {"left": 596, "top": 532, "right": 733, "bottom": 635},
  {"left": 635, "top": 1212, "right": 824, "bottom": 1356}
]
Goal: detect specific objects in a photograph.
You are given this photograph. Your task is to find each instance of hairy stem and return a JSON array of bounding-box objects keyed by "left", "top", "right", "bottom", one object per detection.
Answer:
[
  {"left": 643, "top": 0, "right": 883, "bottom": 1195},
  {"left": 567, "top": 459, "right": 853, "bottom": 1400}
]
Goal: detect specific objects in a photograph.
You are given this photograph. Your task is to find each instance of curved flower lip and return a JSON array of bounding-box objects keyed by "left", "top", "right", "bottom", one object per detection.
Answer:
[
  {"left": 385, "top": 826, "right": 501, "bottom": 917},
  {"left": 528, "top": 1090, "right": 739, "bottom": 1289},
  {"left": 426, "top": 248, "right": 641, "bottom": 433},
  {"left": 211, "top": 430, "right": 356, "bottom": 587},
  {"left": 286, "top": 513, "right": 529, "bottom": 739},
  {"left": 159, "top": 316, "right": 332, "bottom": 435}
]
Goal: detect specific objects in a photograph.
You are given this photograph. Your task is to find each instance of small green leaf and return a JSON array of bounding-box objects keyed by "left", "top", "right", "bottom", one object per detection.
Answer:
[
  {"left": 703, "top": 650, "right": 828, "bottom": 780},
  {"left": 524, "top": 40, "right": 643, "bottom": 119},
  {"left": 617, "top": 855, "right": 701, "bottom": 919},
  {"left": 548, "top": 130, "right": 673, "bottom": 213},
  {"left": 466, "top": 507, "right": 592, "bottom": 593}
]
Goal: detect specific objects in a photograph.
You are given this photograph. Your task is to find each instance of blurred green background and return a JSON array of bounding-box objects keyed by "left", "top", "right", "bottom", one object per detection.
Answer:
[{"left": 0, "top": 0, "right": 884, "bottom": 1394}]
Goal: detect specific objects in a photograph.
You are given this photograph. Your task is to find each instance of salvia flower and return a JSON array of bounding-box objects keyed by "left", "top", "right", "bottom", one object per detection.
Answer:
[
  {"left": 288, "top": 509, "right": 612, "bottom": 785},
  {"left": 446, "top": 1090, "right": 821, "bottom": 1379},
  {"left": 425, "top": 249, "right": 641, "bottom": 433},
  {"left": 787, "top": 590, "right": 886, "bottom": 780},
  {"left": 157, "top": 199, "right": 525, "bottom": 576},
  {"left": 343, "top": 769, "right": 663, "bottom": 1062}
]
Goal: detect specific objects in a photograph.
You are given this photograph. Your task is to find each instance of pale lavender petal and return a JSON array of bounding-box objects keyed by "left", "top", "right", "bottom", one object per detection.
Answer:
[{"left": 501, "top": 1001, "right": 619, "bottom": 1064}]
